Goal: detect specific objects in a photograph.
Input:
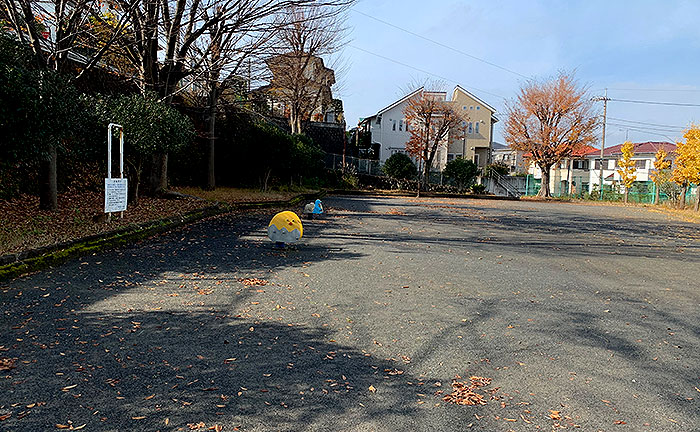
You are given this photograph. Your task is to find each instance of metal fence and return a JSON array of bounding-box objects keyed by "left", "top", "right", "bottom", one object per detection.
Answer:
[
  {"left": 520, "top": 174, "right": 698, "bottom": 205},
  {"left": 325, "top": 153, "right": 383, "bottom": 176}
]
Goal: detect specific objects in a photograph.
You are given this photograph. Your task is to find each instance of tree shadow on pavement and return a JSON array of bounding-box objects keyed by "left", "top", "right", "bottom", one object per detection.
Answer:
[{"left": 0, "top": 310, "right": 445, "bottom": 431}]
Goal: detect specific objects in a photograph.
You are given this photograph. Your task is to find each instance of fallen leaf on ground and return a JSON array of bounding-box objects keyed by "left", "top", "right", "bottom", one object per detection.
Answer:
[
  {"left": 238, "top": 278, "right": 268, "bottom": 287},
  {"left": 0, "top": 358, "right": 16, "bottom": 371},
  {"left": 442, "top": 378, "right": 490, "bottom": 406}
]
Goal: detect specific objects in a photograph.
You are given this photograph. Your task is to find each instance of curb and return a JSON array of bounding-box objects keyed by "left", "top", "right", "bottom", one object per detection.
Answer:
[
  {"left": 328, "top": 189, "right": 519, "bottom": 201},
  {"left": 0, "top": 191, "right": 324, "bottom": 282}
]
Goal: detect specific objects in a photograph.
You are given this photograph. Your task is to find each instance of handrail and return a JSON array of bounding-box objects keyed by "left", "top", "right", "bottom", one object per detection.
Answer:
[{"left": 490, "top": 171, "right": 521, "bottom": 198}]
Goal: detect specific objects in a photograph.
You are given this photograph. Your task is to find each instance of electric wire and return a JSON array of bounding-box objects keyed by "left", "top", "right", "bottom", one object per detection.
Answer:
[
  {"left": 606, "top": 87, "right": 700, "bottom": 92},
  {"left": 351, "top": 8, "right": 532, "bottom": 80},
  {"left": 607, "top": 122, "right": 684, "bottom": 134},
  {"left": 607, "top": 117, "right": 688, "bottom": 130},
  {"left": 348, "top": 44, "right": 506, "bottom": 100},
  {"left": 608, "top": 98, "right": 700, "bottom": 107}
]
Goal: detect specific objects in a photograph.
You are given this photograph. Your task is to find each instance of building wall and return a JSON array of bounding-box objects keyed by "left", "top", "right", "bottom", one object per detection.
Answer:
[
  {"left": 447, "top": 88, "right": 494, "bottom": 168},
  {"left": 528, "top": 158, "right": 591, "bottom": 193},
  {"left": 369, "top": 102, "right": 413, "bottom": 164},
  {"left": 586, "top": 154, "right": 664, "bottom": 192},
  {"left": 367, "top": 87, "right": 496, "bottom": 171},
  {"left": 493, "top": 149, "right": 527, "bottom": 173}
]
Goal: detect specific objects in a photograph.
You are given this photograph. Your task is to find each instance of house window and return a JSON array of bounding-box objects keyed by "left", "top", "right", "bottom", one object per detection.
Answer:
[
  {"left": 594, "top": 159, "right": 604, "bottom": 170},
  {"left": 476, "top": 106, "right": 480, "bottom": 110},
  {"left": 405, "top": 121, "right": 409, "bottom": 132},
  {"left": 447, "top": 153, "right": 455, "bottom": 162},
  {"left": 463, "top": 106, "right": 467, "bottom": 110},
  {"left": 474, "top": 153, "right": 480, "bottom": 165},
  {"left": 468, "top": 122, "right": 473, "bottom": 134},
  {"left": 399, "top": 120, "right": 403, "bottom": 131},
  {"left": 470, "top": 106, "right": 474, "bottom": 110},
  {"left": 392, "top": 120, "right": 396, "bottom": 131},
  {"left": 475, "top": 122, "right": 480, "bottom": 134},
  {"left": 635, "top": 160, "right": 647, "bottom": 170},
  {"left": 376, "top": 117, "right": 381, "bottom": 125},
  {"left": 573, "top": 160, "right": 589, "bottom": 170}
]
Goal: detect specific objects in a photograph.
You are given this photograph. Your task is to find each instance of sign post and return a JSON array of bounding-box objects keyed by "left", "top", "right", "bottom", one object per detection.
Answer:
[{"left": 105, "top": 123, "right": 127, "bottom": 220}]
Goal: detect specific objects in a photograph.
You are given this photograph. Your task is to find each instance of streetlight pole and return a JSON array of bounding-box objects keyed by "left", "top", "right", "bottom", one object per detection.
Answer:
[{"left": 592, "top": 89, "right": 610, "bottom": 200}]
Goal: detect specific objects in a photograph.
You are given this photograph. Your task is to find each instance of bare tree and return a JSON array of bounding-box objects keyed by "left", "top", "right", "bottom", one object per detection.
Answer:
[
  {"left": 190, "top": 7, "right": 275, "bottom": 191},
  {"left": 504, "top": 72, "right": 599, "bottom": 197},
  {"left": 267, "top": 2, "right": 350, "bottom": 134},
  {"left": 111, "top": 0, "right": 351, "bottom": 193}
]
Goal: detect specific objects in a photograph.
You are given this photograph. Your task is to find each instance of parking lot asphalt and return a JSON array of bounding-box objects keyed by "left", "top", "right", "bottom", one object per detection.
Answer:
[{"left": 1, "top": 195, "right": 698, "bottom": 431}]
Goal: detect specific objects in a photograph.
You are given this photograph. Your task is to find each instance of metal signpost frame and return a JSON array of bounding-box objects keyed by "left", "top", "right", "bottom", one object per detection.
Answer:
[{"left": 106, "top": 123, "right": 126, "bottom": 220}]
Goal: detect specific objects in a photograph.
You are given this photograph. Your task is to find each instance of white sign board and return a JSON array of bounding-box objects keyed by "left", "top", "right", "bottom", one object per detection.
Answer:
[{"left": 104, "top": 178, "right": 128, "bottom": 213}]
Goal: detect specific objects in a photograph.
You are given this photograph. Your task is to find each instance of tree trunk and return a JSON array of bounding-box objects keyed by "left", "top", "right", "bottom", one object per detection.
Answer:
[
  {"left": 127, "top": 159, "right": 142, "bottom": 206},
  {"left": 679, "top": 182, "right": 687, "bottom": 209},
  {"left": 206, "top": 89, "right": 217, "bottom": 191},
  {"left": 39, "top": 144, "right": 58, "bottom": 210},
  {"left": 695, "top": 184, "right": 700, "bottom": 212},
  {"left": 624, "top": 190, "right": 629, "bottom": 204},
  {"left": 537, "top": 164, "right": 552, "bottom": 197},
  {"left": 654, "top": 183, "right": 660, "bottom": 205},
  {"left": 149, "top": 153, "right": 168, "bottom": 195}
]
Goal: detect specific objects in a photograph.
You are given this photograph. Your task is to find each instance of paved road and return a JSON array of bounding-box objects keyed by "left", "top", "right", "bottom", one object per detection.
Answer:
[{"left": 1, "top": 195, "right": 698, "bottom": 431}]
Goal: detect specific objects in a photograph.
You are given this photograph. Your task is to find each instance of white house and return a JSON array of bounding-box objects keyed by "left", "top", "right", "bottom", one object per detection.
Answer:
[
  {"left": 583, "top": 141, "right": 676, "bottom": 193},
  {"left": 492, "top": 142, "right": 527, "bottom": 174},
  {"left": 359, "top": 86, "right": 498, "bottom": 171}
]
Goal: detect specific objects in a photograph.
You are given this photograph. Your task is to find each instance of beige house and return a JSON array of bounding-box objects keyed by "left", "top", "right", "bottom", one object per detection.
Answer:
[
  {"left": 445, "top": 86, "right": 499, "bottom": 169},
  {"left": 264, "top": 53, "right": 343, "bottom": 124},
  {"left": 360, "top": 85, "right": 498, "bottom": 171}
]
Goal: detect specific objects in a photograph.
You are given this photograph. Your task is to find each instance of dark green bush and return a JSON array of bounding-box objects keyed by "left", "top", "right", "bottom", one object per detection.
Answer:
[
  {"left": 383, "top": 153, "right": 417, "bottom": 180},
  {"left": 443, "top": 158, "right": 479, "bottom": 191},
  {"left": 0, "top": 34, "right": 104, "bottom": 198},
  {"left": 471, "top": 184, "right": 486, "bottom": 194}
]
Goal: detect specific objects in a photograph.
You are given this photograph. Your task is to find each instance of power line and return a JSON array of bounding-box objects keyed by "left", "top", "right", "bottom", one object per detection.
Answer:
[
  {"left": 348, "top": 44, "right": 506, "bottom": 100},
  {"left": 607, "top": 122, "right": 683, "bottom": 134},
  {"left": 607, "top": 87, "right": 700, "bottom": 93},
  {"left": 608, "top": 98, "right": 700, "bottom": 107},
  {"left": 351, "top": 8, "right": 531, "bottom": 80},
  {"left": 606, "top": 126, "right": 677, "bottom": 141},
  {"left": 607, "top": 117, "right": 687, "bottom": 130}
]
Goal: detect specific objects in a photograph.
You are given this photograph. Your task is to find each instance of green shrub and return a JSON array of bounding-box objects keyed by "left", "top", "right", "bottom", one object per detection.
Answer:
[
  {"left": 443, "top": 158, "right": 479, "bottom": 191},
  {"left": 471, "top": 184, "right": 486, "bottom": 194},
  {"left": 383, "top": 153, "right": 417, "bottom": 179},
  {"left": 0, "top": 33, "right": 104, "bottom": 198}
]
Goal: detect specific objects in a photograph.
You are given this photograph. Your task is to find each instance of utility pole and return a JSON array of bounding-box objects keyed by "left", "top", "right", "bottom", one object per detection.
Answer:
[{"left": 592, "top": 89, "right": 610, "bottom": 200}]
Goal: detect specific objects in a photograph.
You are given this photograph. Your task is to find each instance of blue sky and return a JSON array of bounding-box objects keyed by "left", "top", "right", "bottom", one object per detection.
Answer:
[{"left": 338, "top": 0, "right": 700, "bottom": 146}]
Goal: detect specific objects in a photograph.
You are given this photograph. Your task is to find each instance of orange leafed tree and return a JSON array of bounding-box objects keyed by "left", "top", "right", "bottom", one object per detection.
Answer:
[
  {"left": 672, "top": 124, "right": 700, "bottom": 210},
  {"left": 504, "top": 72, "right": 599, "bottom": 197},
  {"left": 616, "top": 141, "right": 637, "bottom": 203},
  {"left": 403, "top": 91, "right": 468, "bottom": 192}
]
